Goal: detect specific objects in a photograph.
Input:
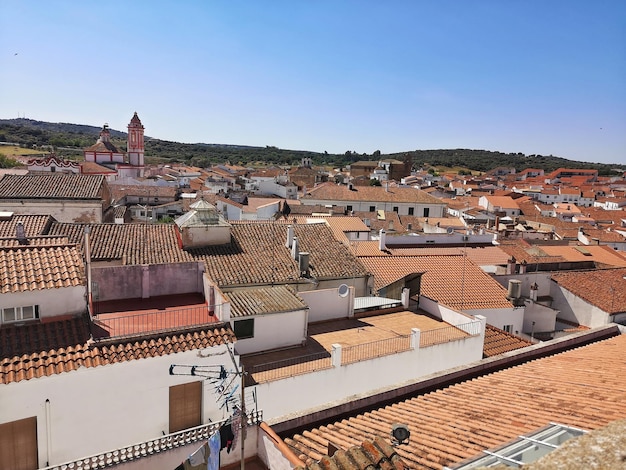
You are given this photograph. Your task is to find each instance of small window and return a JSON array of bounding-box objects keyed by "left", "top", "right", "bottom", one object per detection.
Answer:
[
  {"left": 234, "top": 318, "right": 255, "bottom": 339},
  {"left": 408, "top": 207, "right": 414, "bottom": 216},
  {"left": 2, "top": 306, "right": 39, "bottom": 323},
  {"left": 393, "top": 206, "right": 399, "bottom": 213},
  {"left": 369, "top": 206, "right": 376, "bottom": 212},
  {"left": 346, "top": 205, "right": 353, "bottom": 212},
  {"left": 503, "top": 324, "right": 513, "bottom": 333},
  {"left": 423, "top": 207, "right": 430, "bottom": 217}
]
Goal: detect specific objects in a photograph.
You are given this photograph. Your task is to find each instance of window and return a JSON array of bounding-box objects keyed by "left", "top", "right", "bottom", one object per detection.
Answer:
[
  {"left": 2, "top": 306, "right": 38, "bottom": 323},
  {"left": 423, "top": 207, "right": 430, "bottom": 217},
  {"left": 393, "top": 206, "right": 399, "bottom": 213},
  {"left": 369, "top": 206, "right": 376, "bottom": 212},
  {"left": 346, "top": 205, "right": 353, "bottom": 212},
  {"left": 503, "top": 324, "right": 513, "bottom": 333},
  {"left": 234, "top": 318, "right": 255, "bottom": 339},
  {"left": 408, "top": 207, "right": 414, "bottom": 216},
  {"left": 169, "top": 381, "right": 202, "bottom": 433}
]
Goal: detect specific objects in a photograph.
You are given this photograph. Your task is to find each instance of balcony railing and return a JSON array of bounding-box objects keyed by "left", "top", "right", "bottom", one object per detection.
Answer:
[
  {"left": 247, "top": 351, "right": 332, "bottom": 384},
  {"left": 341, "top": 335, "right": 412, "bottom": 365},
  {"left": 40, "top": 411, "right": 263, "bottom": 470},
  {"left": 420, "top": 321, "right": 481, "bottom": 348},
  {"left": 91, "top": 306, "right": 216, "bottom": 341}
]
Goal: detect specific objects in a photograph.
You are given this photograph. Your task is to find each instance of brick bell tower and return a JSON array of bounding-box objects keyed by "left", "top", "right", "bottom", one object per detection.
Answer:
[{"left": 127, "top": 112, "right": 145, "bottom": 176}]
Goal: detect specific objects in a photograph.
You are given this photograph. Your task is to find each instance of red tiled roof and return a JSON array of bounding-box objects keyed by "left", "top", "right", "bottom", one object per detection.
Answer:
[
  {"left": 224, "top": 286, "right": 307, "bottom": 318},
  {"left": 84, "top": 140, "right": 123, "bottom": 153},
  {"left": 0, "top": 236, "right": 70, "bottom": 248},
  {"left": 80, "top": 161, "right": 117, "bottom": 174},
  {"left": 0, "top": 214, "right": 54, "bottom": 237},
  {"left": 0, "top": 174, "right": 107, "bottom": 199},
  {"left": 0, "top": 245, "right": 85, "bottom": 293},
  {"left": 285, "top": 334, "right": 626, "bottom": 469},
  {"left": 304, "top": 183, "right": 444, "bottom": 205},
  {"left": 359, "top": 255, "right": 513, "bottom": 310},
  {"left": 483, "top": 324, "right": 533, "bottom": 357},
  {"left": 551, "top": 268, "right": 626, "bottom": 314},
  {"left": 0, "top": 316, "right": 235, "bottom": 384}
]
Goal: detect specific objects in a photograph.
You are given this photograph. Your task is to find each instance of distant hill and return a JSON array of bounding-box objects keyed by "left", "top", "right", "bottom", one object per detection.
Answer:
[{"left": 0, "top": 118, "right": 621, "bottom": 175}]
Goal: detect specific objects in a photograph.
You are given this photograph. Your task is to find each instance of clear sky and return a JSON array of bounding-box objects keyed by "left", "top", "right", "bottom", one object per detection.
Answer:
[{"left": 1, "top": 1, "right": 625, "bottom": 164}]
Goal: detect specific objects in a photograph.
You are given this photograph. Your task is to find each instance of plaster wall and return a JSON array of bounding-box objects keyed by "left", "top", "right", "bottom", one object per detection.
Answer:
[
  {"left": 0, "top": 200, "right": 104, "bottom": 223},
  {"left": 302, "top": 197, "right": 446, "bottom": 217},
  {"left": 299, "top": 286, "right": 354, "bottom": 323},
  {"left": 0, "top": 286, "right": 86, "bottom": 324},
  {"left": 0, "top": 343, "right": 235, "bottom": 467},
  {"left": 180, "top": 225, "right": 232, "bottom": 249},
  {"left": 419, "top": 296, "right": 474, "bottom": 326},
  {"left": 550, "top": 282, "right": 610, "bottom": 328},
  {"left": 92, "top": 263, "right": 205, "bottom": 301},
  {"left": 233, "top": 310, "right": 308, "bottom": 355},
  {"left": 465, "top": 306, "right": 524, "bottom": 334},
  {"left": 494, "top": 273, "right": 552, "bottom": 298},
  {"left": 522, "top": 300, "right": 558, "bottom": 333}
]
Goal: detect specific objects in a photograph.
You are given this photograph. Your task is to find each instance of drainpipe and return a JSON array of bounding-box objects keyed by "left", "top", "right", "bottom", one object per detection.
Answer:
[
  {"left": 45, "top": 399, "right": 51, "bottom": 466},
  {"left": 84, "top": 226, "right": 93, "bottom": 317}
]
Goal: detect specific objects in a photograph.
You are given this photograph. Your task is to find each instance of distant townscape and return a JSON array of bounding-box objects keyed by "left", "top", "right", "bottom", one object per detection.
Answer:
[{"left": 1, "top": 113, "right": 625, "bottom": 470}]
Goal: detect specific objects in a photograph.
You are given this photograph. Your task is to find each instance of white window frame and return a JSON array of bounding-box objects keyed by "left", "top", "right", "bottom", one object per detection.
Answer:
[
  {"left": 2, "top": 305, "right": 39, "bottom": 323},
  {"left": 503, "top": 324, "right": 513, "bottom": 333}
]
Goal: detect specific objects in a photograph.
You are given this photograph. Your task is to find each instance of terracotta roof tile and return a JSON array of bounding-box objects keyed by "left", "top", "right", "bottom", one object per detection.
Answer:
[
  {"left": 0, "top": 174, "right": 106, "bottom": 199},
  {"left": 285, "top": 334, "right": 626, "bottom": 469},
  {"left": 0, "top": 316, "right": 235, "bottom": 384},
  {"left": 551, "top": 268, "right": 626, "bottom": 314},
  {"left": 0, "top": 245, "right": 85, "bottom": 293},
  {"left": 224, "top": 286, "right": 307, "bottom": 317},
  {"left": 359, "top": 255, "right": 513, "bottom": 310},
  {"left": 304, "top": 183, "right": 445, "bottom": 205},
  {"left": 0, "top": 236, "right": 70, "bottom": 248},
  {"left": 483, "top": 324, "right": 533, "bottom": 357},
  {"left": 0, "top": 214, "right": 54, "bottom": 237}
]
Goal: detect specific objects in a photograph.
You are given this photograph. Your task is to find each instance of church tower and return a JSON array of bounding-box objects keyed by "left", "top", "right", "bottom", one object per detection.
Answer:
[{"left": 127, "top": 112, "right": 145, "bottom": 174}]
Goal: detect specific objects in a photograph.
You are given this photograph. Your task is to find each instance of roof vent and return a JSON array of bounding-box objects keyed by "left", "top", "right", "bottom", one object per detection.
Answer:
[
  {"left": 16, "top": 221, "right": 28, "bottom": 245},
  {"left": 298, "top": 251, "right": 310, "bottom": 275},
  {"left": 338, "top": 284, "right": 349, "bottom": 297}
]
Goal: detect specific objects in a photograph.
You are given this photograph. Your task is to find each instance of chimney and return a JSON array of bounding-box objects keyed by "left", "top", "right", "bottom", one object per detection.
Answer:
[
  {"left": 530, "top": 282, "right": 538, "bottom": 301},
  {"left": 506, "top": 257, "right": 516, "bottom": 275},
  {"left": 507, "top": 279, "right": 522, "bottom": 300},
  {"left": 286, "top": 225, "right": 294, "bottom": 248},
  {"left": 299, "top": 252, "right": 310, "bottom": 274},
  {"left": 379, "top": 229, "right": 386, "bottom": 251},
  {"left": 291, "top": 236, "right": 299, "bottom": 260},
  {"left": 16, "top": 221, "right": 28, "bottom": 245}
]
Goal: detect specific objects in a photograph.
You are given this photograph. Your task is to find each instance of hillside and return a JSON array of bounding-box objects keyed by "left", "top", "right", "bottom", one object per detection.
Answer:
[{"left": 0, "top": 118, "right": 621, "bottom": 175}]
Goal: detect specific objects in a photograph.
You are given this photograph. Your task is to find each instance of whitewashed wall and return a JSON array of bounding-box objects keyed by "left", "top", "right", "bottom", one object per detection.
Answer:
[
  {"left": 0, "top": 286, "right": 85, "bottom": 324},
  {"left": 522, "top": 300, "right": 558, "bottom": 334},
  {"left": 299, "top": 286, "right": 354, "bottom": 323},
  {"left": 550, "top": 282, "right": 610, "bottom": 328},
  {"left": 232, "top": 310, "right": 308, "bottom": 355},
  {"left": 466, "top": 306, "right": 524, "bottom": 334},
  {"left": 418, "top": 295, "right": 474, "bottom": 325},
  {"left": 0, "top": 200, "right": 104, "bottom": 223},
  {"left": 0, "top": 343, "right": 234, "bottom": 467},
  {"left": 256, "top": 320, "right": 485, "bottom": 422}
]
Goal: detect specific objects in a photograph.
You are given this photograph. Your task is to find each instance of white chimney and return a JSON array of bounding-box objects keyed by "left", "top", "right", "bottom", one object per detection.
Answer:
[
  {"left": 379, "top": 229, "right": 386, "bottom": 251},
  {"left": 291, "top": 236, "right": 299, "bottom": 260},
  {"left": 530, "top": 282, "right": 538, "bottom": 301},
  {"left": 286, "top": 225, "right": 294, "bottom": 248}
]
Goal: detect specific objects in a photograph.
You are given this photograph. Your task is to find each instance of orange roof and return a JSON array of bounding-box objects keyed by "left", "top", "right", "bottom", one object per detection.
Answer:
[
  {"left": 359, "top": 255, "right": 513, "bottom": 310},
  {"left": 540, "top": 245, "right": 626, "bottom": 267},
  {"left": 285, "top": 334, "right": 626, "bottom": 469},
  {"left": 551, "top": 268, "right": 626, "bottom": 314},
  {"left": 483, "top": 324, "right": 533, "bottom": 357}
]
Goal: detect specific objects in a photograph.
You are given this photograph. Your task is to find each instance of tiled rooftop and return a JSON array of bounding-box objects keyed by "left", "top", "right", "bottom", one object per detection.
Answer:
[
  {"left": 0, "top": 245, "right": 85, "bottom": 293},
  {"left": 359, "top": 255, "right": 513, "bottom": 310},
  {"left": 551, "top": 267, "right": 626, "bottom": 314},
  {"left": 284, "top": 334, "right": 626, "bottom": 469},
  {"left": 241, "top": 311, "right": 460, "bottom": 384},
  {"left": 304, "top": 183, "right": 444, "bottom": 204},
  {"left": 0, "top": 315, "right": 235, "bottom": 384},
  {"left": 224, "top": 286, "right": 307, "bottom": 318},
  {"left": 49, "top": 221, "right": 368, "bottom": 288},
  {"left": 482, "top": 324, "right": 533, "bottom": 357},
  {"left": 0, "top": 213, "right": 54, "bottom": 237},
  {"left": 0, "top": 174, "right": 106, "bottom": 199},
  {"left": 0, "top": 235, "right": 70, "bottom": 248}
]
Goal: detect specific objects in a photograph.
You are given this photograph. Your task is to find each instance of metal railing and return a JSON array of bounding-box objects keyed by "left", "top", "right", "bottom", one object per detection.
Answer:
[
  {"left": 341, "top": 335, "right": 412, "bottom": 365},
  {"left": 41, "top": 411, "right": 262, "bottom": 470},
  {"left": 91, "top": 306, "right": 215, "bottom": 341},
  {"left": 247, "top": 351, "right": 332, "bottom": 383},
  {"left": 420, "top": 321, "right": 481, "bottom": 348}
]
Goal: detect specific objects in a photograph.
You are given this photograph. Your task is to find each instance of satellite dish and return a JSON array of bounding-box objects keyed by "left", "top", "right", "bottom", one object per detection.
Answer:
[
  {"left": 338, "top": 284, "right": 349, "bottom": 297},
  {"left": 391, "top": 423, "right": 410, "bottom": 446},
  {"left": 446, "top": 227, "right": 455, "bottom": 234}
]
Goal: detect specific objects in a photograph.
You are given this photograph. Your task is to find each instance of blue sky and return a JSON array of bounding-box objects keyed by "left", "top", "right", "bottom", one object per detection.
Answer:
[{"left": 1, "top": 1, "right": 625, "bottom": 164}]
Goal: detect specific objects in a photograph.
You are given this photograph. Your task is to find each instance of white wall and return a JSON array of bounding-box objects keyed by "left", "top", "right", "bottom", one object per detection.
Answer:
[
  {"left": 299, "top": 286, "right": 354, "bottom": 323},
  {"left": 418, "top": 296, "right": 474, "bottom": 326},
  {"left": 522, "top": 300, "right": 558, "bottom": 334},
  {"left": 0, "top": 344, "right": 234, "bottom": 467},
  {"left": 550, "top": 282, "right": 610, "bottom": 328},
  {"left": 232, "top": 310, "right": 308, "bottom": 355},
  {"left": 465, "top": 306, "right": 524, "bottom": 333},
  {"left": 256, "top": 324, "right": 484, "bottom": 422},
  {"left": 0, "top": 286, "right": 86, "bottom": 324},
  {"left": 494, "top": 273, "right": 552, "bottom": 298},
  {"left": 0, "top": 200, "right": 104, "bottom": 223}
]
